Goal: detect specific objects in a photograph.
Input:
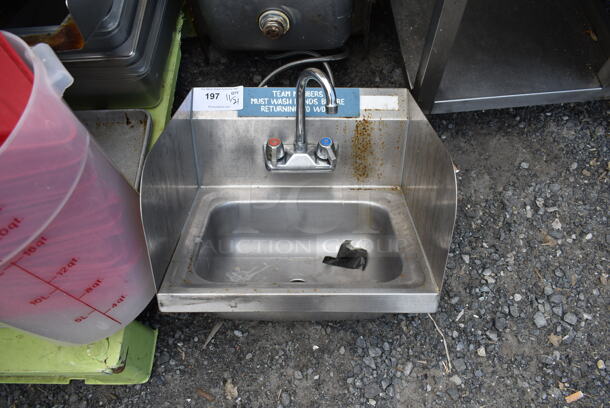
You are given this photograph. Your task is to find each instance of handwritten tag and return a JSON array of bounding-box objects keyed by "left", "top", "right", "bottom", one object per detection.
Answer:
[{"left": 193, "top": 86, "right": 243, "bottom": 111}]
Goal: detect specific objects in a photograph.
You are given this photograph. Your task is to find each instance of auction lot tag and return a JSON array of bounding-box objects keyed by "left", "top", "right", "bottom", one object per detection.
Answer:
[
  {"left": 238, "top": 87, "right": 360, "bottom": 117},
  {"left": 192, "top": 86, "right": 243, "bottom": 111}
]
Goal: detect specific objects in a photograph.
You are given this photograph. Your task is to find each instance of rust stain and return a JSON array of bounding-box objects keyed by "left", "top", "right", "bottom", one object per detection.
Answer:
[
  {"left": 111, "top": 362, "right": 126, "bottom": 374},
  {"left": 22, "top": 16, "right": 85, "bottom": 51},
  {"left": 351, "top": 116, "right": 374, "bottom": 182}
]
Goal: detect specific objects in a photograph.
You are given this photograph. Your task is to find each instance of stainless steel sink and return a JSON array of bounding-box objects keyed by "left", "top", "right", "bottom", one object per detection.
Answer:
[{"left": 141, "top": 88, "right": 457, "bottom": 319}]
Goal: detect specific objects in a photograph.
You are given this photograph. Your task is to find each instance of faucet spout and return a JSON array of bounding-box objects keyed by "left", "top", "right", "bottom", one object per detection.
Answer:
[{"left": 295, "top": 68, "right": 337, "bottom": 153}]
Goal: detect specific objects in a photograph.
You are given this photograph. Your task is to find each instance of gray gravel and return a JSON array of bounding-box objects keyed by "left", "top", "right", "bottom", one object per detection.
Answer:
[{"left": 2, "top": 1, "right": 609, "bottom": 407}]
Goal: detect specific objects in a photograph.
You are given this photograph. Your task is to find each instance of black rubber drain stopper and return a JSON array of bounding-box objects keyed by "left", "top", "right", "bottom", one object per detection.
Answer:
[{"left": 322, "top": 240, "right": 368, "bottom": 270}]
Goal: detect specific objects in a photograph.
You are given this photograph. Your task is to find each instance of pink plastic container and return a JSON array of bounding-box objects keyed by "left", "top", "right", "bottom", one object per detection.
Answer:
[{"left": 0, "top": 32, "right": 155, "bottom": 344}]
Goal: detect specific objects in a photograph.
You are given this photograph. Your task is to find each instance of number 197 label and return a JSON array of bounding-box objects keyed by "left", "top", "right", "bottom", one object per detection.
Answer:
[{"left": 193, "top": 86, "right": 243, "bottom": 111}]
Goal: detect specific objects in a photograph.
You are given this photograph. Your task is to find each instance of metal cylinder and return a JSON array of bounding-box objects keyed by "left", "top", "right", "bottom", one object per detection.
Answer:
[{"left": 258, "top": 10, "right": 290, "bottom": 40}]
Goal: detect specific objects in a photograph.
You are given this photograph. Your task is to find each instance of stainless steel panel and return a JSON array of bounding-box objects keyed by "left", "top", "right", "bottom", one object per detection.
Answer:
[
  {"left": 158, "top": 292, "right": 440, "bottom": 315},
  {"left": 189, "top": 91, "right": 408, "bottom": 187},
  {"left": 140, "top": 93, "right": 199, "bottom": 288},
  {"left": 402, "top": 98, "right": 457, "bottom": 291}
]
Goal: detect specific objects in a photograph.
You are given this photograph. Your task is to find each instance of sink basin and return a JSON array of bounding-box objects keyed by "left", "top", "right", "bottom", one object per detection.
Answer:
[
  {"left": 197, "top": 199, "right": 405, "bottom": 284},
  {"left": 141, "top": 88, "right": 456, "bottom": 319}
]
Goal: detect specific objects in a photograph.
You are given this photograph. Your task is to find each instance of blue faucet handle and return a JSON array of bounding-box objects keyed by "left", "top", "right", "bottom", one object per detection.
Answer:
[
  {"left": 316, "top": 137, "right": 337, "bottom": 164},
  {"left": 320, "top": 137, "right": 333, "bottom": 147}
]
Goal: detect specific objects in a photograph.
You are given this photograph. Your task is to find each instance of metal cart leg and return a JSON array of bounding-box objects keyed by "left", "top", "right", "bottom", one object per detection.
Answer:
[{"left": 411, "top": 0, "right": 468, "bottom": 113}]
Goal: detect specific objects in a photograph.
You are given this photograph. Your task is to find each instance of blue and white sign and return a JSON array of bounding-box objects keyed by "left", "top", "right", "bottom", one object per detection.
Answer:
[{"left": 238, "top": 87, "right": 360, "bottom": 117}]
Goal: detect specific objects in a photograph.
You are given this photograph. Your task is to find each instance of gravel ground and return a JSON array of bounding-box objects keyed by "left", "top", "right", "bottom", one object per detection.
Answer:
[{"left": 2, "top": 1, "right": 609, "bottom": 407}]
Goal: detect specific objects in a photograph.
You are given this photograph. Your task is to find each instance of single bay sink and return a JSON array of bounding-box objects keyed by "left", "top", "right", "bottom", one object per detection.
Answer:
[
  {"left": 141, "top": 88, "right": 457, "bottom": 319},
  {"left": 197, "top": 200, "right": 405, "bottom": 284}
]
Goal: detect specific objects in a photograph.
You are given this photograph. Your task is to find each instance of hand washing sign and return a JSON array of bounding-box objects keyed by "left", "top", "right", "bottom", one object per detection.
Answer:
[{"left": 238, "top": 87, "right": 360, "bottom": 117}]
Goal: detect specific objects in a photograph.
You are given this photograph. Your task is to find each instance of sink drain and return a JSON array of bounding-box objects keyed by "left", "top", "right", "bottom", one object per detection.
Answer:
[{"left": 289, "top": 278, "right": 306, "bottom": 283}]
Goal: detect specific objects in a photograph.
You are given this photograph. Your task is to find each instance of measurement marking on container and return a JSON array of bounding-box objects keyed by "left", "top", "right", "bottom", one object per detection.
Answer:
[
  {"left": 104, "top": 294, "right": 127, "bottom": 313},
  {"left": 48, "top": 257, "right": 79, "bottom": 282},
  {"left": 75, "top": 309, "right": 96, "bottom": 322},
  {"left": 10, "top": 262, "right": 122, "bottom": 325},
  {"left": 22, "top": 236, "right": 48, "bottom": 257},
  {"left": 74, "top": 314, "right": 90, "bottom": 323},
  {"left": 0, "top": 217, "right": 23, "bottom": 241},
  {"left": 79, "top": 278, "right": 103, "bottom": 298},
  {"left": 29, "top": 288, "right": 58, "bottom": 306}
]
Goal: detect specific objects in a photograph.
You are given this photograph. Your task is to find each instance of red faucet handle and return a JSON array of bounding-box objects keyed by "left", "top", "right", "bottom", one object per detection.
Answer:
[{"left": 267, "top": 138, "right": 282, "bottom": 147}]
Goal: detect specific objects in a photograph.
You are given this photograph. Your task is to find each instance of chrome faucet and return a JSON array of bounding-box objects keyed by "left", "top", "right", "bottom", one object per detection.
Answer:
[
  {"left": 295, "top": 68, "right": 338, "bottom": 152},
  {"left": 264, "top": 68, "right": 339, "bottom": 172}
]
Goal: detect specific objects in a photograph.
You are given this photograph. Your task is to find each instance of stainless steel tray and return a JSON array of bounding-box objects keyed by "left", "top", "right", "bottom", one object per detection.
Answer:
[
  {"left": 75, "top": 109, "right": 151, "bottom": 190},
  {"left": 392, "top": 0, "right": 610, "bottom": 113}
]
